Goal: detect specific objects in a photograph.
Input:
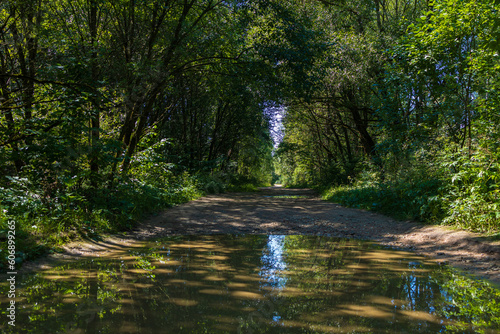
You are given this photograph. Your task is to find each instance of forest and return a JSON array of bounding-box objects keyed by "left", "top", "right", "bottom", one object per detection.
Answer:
[{"left": 1, "top": 0, "right": 499, "bottom": 264}]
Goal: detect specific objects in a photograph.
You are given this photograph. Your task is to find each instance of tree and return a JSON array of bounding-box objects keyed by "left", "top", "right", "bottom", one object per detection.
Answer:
[{"left": 275, "top": 0, "right": 425, "bottom": 185}]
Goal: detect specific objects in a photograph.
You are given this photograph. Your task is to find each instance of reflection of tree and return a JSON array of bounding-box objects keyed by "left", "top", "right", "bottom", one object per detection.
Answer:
[
  {"left": 433, "top": 267, "right": 500, "bottom": 332},
  {"left": 280, "top": 236, "right": 448, "bottom": 332},
  {"left": 1, "top": 235, "right": 499, "bottom": 333},
  {"left": 0, "top": 260, "right": 125, "bottom": 333}
]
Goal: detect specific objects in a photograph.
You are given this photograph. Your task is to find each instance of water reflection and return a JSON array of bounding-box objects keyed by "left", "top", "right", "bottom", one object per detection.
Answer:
[
  {"left": 260, "top": 235, "right": 287, "bottom": 290},
  {"left": 0, "top": 235, "right": 499, "bottom": 333}
]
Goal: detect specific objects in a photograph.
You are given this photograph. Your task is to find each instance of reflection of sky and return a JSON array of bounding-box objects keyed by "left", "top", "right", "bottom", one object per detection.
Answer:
[
  {"left": 403, "top": 263, "right": 437, "bottom": 315},
  {"left": 259, "top": 235, "right": 288, "bottom": 289},
  {"left": 404, "top": 273, "right": 419, "bottom": 310}
]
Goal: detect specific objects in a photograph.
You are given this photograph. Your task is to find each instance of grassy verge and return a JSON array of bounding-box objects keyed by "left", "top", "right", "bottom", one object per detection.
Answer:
[
  {"left": 322, "top": 179, "right": 443, "bottom": 221},
  {"left": 322, "top": 177, "right": 500, "bottom": 236}
]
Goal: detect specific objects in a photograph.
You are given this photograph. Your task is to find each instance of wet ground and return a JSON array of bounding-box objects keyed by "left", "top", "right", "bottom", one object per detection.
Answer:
[
  {"left": 5, "top": 187, "right": 500, "bottom": 333},
  {"left": 124, "top": 186, "right": 500, "bottom": 287},
  {"left": 19, "top": 187, "right": 500, "bottom": 288},
  {"left": 2, "top": 235, "right": 500, "bottom": 333}
]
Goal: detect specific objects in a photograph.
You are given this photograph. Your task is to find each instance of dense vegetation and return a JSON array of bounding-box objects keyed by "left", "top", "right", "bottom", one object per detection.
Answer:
[
  {"left": 1, "top": 0, "right": 499, "bottom": 265},
  {"left": 274, "top": 0, "right": 500, "bottom": 234},
  {"left": 0, "top": 0, "right": 324, "bottom": 263}
]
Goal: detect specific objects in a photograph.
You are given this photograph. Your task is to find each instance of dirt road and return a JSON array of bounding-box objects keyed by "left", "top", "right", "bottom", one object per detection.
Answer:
[{"left": 26, "top": 186, "right": 500, "bottom": 286}]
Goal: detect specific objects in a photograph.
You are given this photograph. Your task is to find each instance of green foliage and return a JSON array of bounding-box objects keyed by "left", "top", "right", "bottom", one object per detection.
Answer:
[
  {"left": 194, "top": 173, "right": 228, "bottom": 194},
  {"left": 434, "top": 267, "right": 500, "bottom": 332},
  {"left": 0, "top": 170, "right": 204, "bottom": 267},
  {"left": 226, "top": 174, "right": 268, "bottom": 192},
  {"left": 323, "top": 142, "right": 500, "bottom": 232},
  {"left": 437, "top": 146, "right": 500, "bottom": 232},
  {"left": 323, "top": 175, "right": 443, "bottom": 222},
  {"left": 0, "top": 0, "right": 292, "bottom": 264},
  {"left": 274, "top": 0, "right": 500, "bottom": 234}
]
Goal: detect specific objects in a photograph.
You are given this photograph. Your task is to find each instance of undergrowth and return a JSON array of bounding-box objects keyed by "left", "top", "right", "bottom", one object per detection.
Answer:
[
  {"left": 322, "top": 151, "right": 500, "bottom": 235},
  {"left": 322, "top": 178, "right": 443, "bottom": 222},
  {"left": 0, "top": 173, "right": 203, "bottom": 269},
  {"left": 0, "top": 160, "right": 264, "bottom": 269}
]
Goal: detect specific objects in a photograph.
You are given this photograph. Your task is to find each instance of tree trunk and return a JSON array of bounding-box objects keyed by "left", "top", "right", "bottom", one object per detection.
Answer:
[{"left": 89, "top": 0, "right": 100, "bottom": 186}]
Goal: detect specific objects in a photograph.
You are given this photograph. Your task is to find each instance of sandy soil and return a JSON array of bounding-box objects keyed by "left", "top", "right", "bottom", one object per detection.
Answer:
[{"left": 20, "top": 186, "right": 500, "bottom": 287}]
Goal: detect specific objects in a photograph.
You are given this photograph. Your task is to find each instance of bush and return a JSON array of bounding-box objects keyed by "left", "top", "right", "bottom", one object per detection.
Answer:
[
  {"left": 323, "top": 177, "right": 444, "bottom": 222},
  {"left": 323, "top": 149, "right": 500, "bottom": 234},
  {"left": 437, "top": 149, "right": 500, "bottom": 233},
  {"left": 0, "top": 168, "right": 203, "bottom": 268}
]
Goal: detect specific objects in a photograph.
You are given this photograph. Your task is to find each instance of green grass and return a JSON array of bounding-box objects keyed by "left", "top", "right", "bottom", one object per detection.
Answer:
[
  {"left": 322, "top": 179, "right": 443, "bottom": 222},
  {"left": 322, "top": 177, "right": 500, "bottom": 234}
]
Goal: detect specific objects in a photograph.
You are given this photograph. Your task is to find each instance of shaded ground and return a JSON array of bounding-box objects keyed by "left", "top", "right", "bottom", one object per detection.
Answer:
[{"left": 22, "top": 186, "right": 500, "bottom": 287}]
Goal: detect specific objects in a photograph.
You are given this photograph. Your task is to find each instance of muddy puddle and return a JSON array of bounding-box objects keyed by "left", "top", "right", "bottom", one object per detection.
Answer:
[{"left": 1, "top": 235, "right": 499, "bottom": 333}]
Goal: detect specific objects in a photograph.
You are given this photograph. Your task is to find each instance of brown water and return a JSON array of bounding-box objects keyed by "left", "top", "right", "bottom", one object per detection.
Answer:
[{"left": 1, "top": 235, "right": 499, "bottom": 333}]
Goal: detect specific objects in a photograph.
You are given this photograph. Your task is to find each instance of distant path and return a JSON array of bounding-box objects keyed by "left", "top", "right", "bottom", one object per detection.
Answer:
[{"left": 24, "top": 186, "right": 500, "bottom": 286}]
